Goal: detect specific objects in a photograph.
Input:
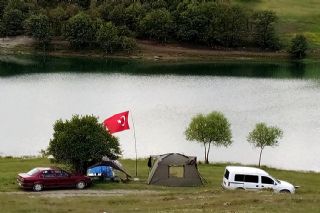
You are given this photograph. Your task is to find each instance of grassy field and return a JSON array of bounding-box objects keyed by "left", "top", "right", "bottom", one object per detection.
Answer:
[
  {"left": 234, "top": 0, "right": 320, "bottom": 48},
  {"left": 0, "top": 157, "right": 319, "bottom": 212}
]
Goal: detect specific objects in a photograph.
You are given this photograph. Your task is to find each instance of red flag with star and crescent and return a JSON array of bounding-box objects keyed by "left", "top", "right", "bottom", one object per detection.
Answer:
[{"left": 103, "top": 111, "right": 130, "bottom": 134}]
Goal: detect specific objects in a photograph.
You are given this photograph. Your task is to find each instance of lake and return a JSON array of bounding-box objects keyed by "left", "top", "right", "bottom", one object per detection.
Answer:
[{"left": 0, "top": 55, "right": 319, "bottom": 172}]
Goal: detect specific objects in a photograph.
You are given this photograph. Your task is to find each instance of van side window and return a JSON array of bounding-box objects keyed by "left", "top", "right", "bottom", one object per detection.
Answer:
[
  {"left": 244, "top": 175, "right": 258, "bottom": 183},
  {"left": 224, "top": 169, "right": 230, "bottom": 179},
  {"left": 262, "top": 176, "right": 274, "bottom": 184},
  {"left": 234, "top": 174, "right": 244, "bottom": 181}
]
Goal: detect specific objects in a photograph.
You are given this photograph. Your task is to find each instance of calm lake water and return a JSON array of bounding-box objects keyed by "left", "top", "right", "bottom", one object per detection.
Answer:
[{"left": 1, "top": 55, "right": 320, "bottom": 172}]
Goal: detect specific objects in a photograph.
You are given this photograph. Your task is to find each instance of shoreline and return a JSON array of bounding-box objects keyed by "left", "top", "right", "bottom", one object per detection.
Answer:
[{"left": 2, "top": 36, "right": 319, "bottom": 62}]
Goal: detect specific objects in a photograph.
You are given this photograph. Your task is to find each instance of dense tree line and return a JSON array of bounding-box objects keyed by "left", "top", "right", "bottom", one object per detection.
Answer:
[{"left": 0, "top": 0, "right": 283, "bottom": 52}]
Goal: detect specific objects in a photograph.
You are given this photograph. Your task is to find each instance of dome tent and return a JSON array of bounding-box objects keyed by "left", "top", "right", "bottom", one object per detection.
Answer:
[{"left": 147, "top": 153, "right": 203, "bottom": 186}]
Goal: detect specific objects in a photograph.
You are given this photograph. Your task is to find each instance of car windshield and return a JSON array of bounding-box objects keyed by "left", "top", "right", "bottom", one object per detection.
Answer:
[{"left": 27, "top": 168, "right": 40, "bottom": 176}]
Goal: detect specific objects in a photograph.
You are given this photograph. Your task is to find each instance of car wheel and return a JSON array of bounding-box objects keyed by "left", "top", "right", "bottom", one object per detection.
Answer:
[
  {"left": 280, "top": 189, "right": 291, "bottom": 194},
  {"left": 76, "top": 181, "right": 86, "bottom": 189},
  {"left": 33, "top": 183, "right": 43, "bottom": 192}
]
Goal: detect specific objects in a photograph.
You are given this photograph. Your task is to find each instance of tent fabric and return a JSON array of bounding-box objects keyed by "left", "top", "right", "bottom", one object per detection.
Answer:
[
  {"left": 88, "top": 160, "right": 131, "bottom": 178},
  {"left": 147, "top": 153, "right": 203, "bottom": 187},
  {"left": 87, "top": 165, "right": 114, "bottom": 178}
]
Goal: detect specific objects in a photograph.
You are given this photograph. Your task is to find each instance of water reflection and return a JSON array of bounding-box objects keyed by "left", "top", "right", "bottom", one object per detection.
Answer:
[{"left": 0, "top": 55, "right": 318, "bottom": 79}]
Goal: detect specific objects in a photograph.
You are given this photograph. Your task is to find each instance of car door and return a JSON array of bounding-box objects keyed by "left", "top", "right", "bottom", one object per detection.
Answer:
[
  {"left": 41, "top": 170, "right": 57, "bottom": 188},
  {"left": 243, "top": 175, "right": 260, "bottom": 190},
  {"left": 261, "top": 176, "right": 276, "bottom": 190},
  {"left": 54, "top": 170, "right": 73, "bottom": 187}
]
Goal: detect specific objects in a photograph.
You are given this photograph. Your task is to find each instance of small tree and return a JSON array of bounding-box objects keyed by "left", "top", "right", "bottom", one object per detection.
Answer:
[
  {"left": 247, "top": 123, "right": 283, "bottom": 167},
  {"left": 64, "top": 12, "right": 95, "bottom": 49},
  {"left": 289, "top": 35, "right": 308, "bottom": 59},
  {"left": 47, "top": 115, "right": 121, "bottom": 174},
  {"left": 185, "top": 112, "right": 232, "bottom": 164},
  {"left": 96, "top": 22, "right": 120, "bottom": 53},
  {"left": 252, "top": 10, "right": 280, "bottom": 50},
  {"left": 139, "top": 8, "right": 173, "bottom": 43},
  {"left": 24, "top": 14, "right": 51, "bottom": 51}
]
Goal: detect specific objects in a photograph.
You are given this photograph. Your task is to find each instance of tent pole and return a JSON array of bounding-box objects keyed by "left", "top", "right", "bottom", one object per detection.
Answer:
[{"left": 130, "top": 110, "right": 138, "bottom": 177}]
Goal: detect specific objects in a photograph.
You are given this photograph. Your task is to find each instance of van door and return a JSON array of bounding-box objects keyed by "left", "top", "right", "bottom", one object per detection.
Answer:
[
  {"left": 243, "top": 175, "right": 260, "bottom": 190},
  {"left": 261, "top": 176, "right": 276, "bottom": 190}
]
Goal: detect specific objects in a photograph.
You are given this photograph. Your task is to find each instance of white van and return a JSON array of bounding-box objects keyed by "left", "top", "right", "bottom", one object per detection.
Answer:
[{"left": 222, "top": 166, "right": 296, "bottom": 193}]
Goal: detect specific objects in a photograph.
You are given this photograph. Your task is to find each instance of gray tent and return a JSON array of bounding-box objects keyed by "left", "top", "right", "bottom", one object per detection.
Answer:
[{"left": 147, "top": 153, "right": 203, "bottom": 186}]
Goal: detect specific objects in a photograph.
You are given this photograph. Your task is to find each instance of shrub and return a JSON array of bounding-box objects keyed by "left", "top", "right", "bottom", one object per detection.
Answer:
[{"left": 289, "top": 35, "right": 308, "bottom": 59}]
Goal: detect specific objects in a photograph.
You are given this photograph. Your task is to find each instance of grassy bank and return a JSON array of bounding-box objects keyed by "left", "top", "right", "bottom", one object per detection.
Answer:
[
  {"left": 234, "top": 0, "right": 320, "bottom": 48},
  {"left": 0, "top": 157, "right": 319, "bottom": 212}
]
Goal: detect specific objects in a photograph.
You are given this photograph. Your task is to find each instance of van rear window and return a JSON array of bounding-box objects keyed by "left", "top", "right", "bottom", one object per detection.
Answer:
[
  {"left": 224, "top": 169, "right": 230, "bottom": 179},
  {"left": 234, "top": 174, "right": 258, "bottom": 183}
]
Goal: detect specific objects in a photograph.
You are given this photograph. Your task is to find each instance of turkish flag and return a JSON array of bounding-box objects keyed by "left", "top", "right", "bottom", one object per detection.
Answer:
[{"left": 103, "top": 111, "right": 130, "bottom": 134}]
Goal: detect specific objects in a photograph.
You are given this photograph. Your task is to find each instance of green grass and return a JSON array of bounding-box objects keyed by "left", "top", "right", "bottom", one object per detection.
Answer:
[
  {"left": 0, "top": 157, "right": 319, "bottom": 212},
  {"left": 234, "top": 0, "right": 320, "bottom": 48}
]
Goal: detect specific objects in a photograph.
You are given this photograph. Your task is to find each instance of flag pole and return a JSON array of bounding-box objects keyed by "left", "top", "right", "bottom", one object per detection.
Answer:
[{"left": 130, "top": 111, "right": 138, "bottom": 177}]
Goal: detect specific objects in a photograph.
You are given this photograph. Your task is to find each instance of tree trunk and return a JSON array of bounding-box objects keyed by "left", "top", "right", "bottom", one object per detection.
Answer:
[
  {"left": 204, "top": 143, "right": 208, "bottom": 164},
  {"left": 258, "top": 147, "right": 264, "bottom": 167},
  {"left": 205, "top": 142, "right": 211, "bottom": 164}
]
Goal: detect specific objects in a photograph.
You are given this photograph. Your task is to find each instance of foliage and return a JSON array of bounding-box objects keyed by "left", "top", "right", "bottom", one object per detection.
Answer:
[
  {"left": 139, "top": 8, "right": 173, "bottom": 43},
  {"left": 252, "top": 10, "right": 281, "bottom": 50},
  {"left": 24, "top": 14, "right": 51, "bottom": 50},
  {"left": 96, "top": 22, "right": 120, "bottom": 53},
  {"left": 2, "top": 8, "right": 24, "bottom": 36},
  {"left": 0, "top": 0, "right": 289, "bottom": 53},
  {"left": 48, "top": 6, "right": 69, "bottom": 36},
  {"left": 64, "top": 12, "right": 95, "bottom": 49},
  {"left": 185, "top": 112, "right": 232, "bottom": 164},
  {"left": 47, "top": 115, "right": 121, "bottom": 174},
  {"left": 247, "top": 122, "right": 283, "bottom": 167},
  {"left": 289, "top": 34, "right": 308, "bottom": 59}
]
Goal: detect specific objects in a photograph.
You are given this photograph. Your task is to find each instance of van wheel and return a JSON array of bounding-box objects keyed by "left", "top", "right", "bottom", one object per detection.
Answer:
[
  {"left": 76, "top": 181, "right": 86, "bottom": 189},
  {"left": 33, "top": 183, "right": 43, "bottom": 192},
  {"left": 280, "top": 189, "right": 291, "bottom": 194}
]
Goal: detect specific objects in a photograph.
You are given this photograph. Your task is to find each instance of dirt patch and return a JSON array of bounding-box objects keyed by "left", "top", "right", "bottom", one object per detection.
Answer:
[{"left": 3, "top": 189, "right": 162, "bottom": 198}]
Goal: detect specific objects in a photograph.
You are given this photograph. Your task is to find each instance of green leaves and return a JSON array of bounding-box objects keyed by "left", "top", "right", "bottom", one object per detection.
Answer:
[
  {"left": 24, "top": 14, "right": 51, "bottom": 49},
  {"left": 247, "top": 122, "right": 283, "bottom": 149},
  {"left": 64, "top": 12, "right": 95, "bottom": 49},
  {"left": 48, "top": 115, "right": 121, "bottom": 174},
  {"left": 185, "top": 111, "right": 232, "bottom": 164},
  {"left": 289, "top": 35, "right": 308, "bottom": 59}
]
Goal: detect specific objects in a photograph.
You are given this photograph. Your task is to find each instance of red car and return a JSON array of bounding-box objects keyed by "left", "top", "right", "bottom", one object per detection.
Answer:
[{"left": 17, "top": 167, "right": 92, "bottom": 191}]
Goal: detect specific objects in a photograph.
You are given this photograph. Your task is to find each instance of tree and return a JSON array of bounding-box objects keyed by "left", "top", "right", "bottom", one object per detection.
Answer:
[
  {"left": 2, "top": 8, "right": 24, "bottom": 36},
  {"left": 247, "top": 123, "right": 283, "bottom": 167},
  {"left": 139, "top": 8, "right": 173, "bottom": 43},
  {"left": 289, "top": 34, "right": 308, "bottom": 59},
  {"left": 252, "top": 10, "right": 280, "bottom": 50},
  {"left": 24, "top": 14, "right": 51, "bottom": 51},
  {"left": 96, "top": 22, "right": 120, "bottom": 53},
  {"left": 185, "top": 112, "right": 232, "bottom": 164},
  {"left": 64, "top": 12, "right": 95, "bottom": 49},
  {"left": 47, "top": 115, "right": 121, "bottom": 174}
]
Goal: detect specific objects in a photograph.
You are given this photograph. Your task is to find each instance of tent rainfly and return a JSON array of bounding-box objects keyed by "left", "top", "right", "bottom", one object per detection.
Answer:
[{"left": 147, "top": 153, "right": 203, "bottom": 186}]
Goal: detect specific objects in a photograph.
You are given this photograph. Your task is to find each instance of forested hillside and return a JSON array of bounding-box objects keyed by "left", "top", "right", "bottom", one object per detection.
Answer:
[{"left": 0, "top": 0, "right": 316, "bottom": 54}]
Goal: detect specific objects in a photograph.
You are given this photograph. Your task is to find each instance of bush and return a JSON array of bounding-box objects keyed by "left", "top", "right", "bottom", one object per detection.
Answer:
[
  {"left": 252, "top": 10, "right": 281, "bottom": 50},
  {"left": 96, "top": 22, "right": 120, "bottom": 53},
  {"left": 64, "top": 12, "right": 95, "bottom": 49},
  {"left": 289, "top": 35, "right": 308, "bottom": 59},
  {"left": 25, "top": 14, "right": 51, "bottom": 50},
  {"left": 2, "top": 8, "right": 24, "bottom": 36},
  {"left": 139, "top": 8, "right": 173, "bottom": 43}
]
